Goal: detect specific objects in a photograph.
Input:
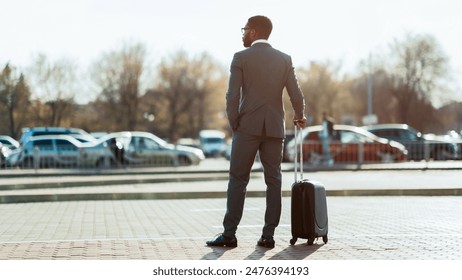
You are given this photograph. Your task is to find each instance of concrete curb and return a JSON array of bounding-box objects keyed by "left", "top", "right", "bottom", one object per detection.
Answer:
[
  {"left": 0, "top": 173, "right": 234, "bottom": 190},
  {"left": 1, "top": 161, "right": 462, "bottom": 204},
  {"left": 1, "top": 187, "right": 462, "bottom": 204}
]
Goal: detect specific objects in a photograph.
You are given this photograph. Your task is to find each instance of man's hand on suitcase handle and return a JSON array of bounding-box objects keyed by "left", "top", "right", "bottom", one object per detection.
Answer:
[{"left": 293, "top": 116, "right": 307, "bottom": 128}]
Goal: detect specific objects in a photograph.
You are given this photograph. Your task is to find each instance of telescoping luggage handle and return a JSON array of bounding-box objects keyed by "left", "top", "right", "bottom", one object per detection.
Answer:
[{"left": 294, "top": 121, "right": 303, "bottom": 182}]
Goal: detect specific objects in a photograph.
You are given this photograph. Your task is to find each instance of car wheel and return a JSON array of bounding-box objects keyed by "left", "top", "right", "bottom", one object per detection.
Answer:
[
  {"left": 178, "top": 155, "right": 192, "bottom": 166},
  {"left": 95, "top": 158, "right": 107, "bottom": 168},
  {"left": 432, "top": 148, "right": 450, "bottom": 161},
  {"left": 22, "top": 157, "right": 34, "bottom": 168}
]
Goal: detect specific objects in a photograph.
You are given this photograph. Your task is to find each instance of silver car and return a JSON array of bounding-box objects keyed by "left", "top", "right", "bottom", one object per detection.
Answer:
[
  {"left": 0, "top": 135, "right": 20, "bottom": 150},
  {"left": 0, "top": 136, "right": 20, "bottom": 168},
  {"left": 95, "top": 131, "right": 205, "bottom": 166}
]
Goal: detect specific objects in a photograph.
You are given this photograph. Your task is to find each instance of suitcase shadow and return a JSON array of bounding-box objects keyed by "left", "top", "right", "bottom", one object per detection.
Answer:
[{"left": 268, "top": 243, "right": 323, "bottom": 260}]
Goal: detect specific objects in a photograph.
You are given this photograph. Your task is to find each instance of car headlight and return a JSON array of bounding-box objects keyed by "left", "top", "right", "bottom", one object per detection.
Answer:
[{"left": 196, "top": 150, "right": 205, "bottom": 159}]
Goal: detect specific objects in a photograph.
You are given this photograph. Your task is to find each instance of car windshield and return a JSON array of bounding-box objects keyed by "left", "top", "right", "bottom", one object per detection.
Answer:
[
  {"left": 0, "top": 139, "right": 15, "bottom": 146},
  {"left": 399, "top": 129, "right": 419, "bottom": 141},
  {"left": 148, "top": 133, "right": 168, "bottom": 147},
  {"left": 204, "top": 138, "right": 224, "bottom": 144},
  {"left": 339, "top": 130, "right": 374, "bottom": 143},
  {"left": 56, "top": 139, "right": 78, "bottom": 151}
]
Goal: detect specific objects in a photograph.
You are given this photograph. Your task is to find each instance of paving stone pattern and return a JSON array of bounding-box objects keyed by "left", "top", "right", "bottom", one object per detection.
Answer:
[{"left": 0, "top": 196, "right": 461, "bottom": 260}]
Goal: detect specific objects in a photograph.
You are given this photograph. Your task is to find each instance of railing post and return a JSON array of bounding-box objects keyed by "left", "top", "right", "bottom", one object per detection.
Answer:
[
  {"left": 104, "top": 156, "right": 110, "bottom": 168},
  {"left": 358, "top": 142, "right": 364, "bottom": 168},
  {"left": 424, "top": 142, "right": 430, "bottom": 162},
  {"left": 173, "top": 144, "right": 179, "bottom": 167},
  {"left": 34, "top": 146, "right": 40, "bottom": 171}
]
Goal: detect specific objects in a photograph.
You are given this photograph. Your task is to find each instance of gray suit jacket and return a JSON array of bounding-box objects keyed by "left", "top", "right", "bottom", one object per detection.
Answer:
[{"left": 226, "top": 42, "right": 305, "bottom": 138}]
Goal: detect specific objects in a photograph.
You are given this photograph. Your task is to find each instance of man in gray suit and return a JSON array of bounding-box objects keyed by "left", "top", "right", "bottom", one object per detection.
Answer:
[{"left": 207, "top": 15, "right": 306, "bottom": 248}]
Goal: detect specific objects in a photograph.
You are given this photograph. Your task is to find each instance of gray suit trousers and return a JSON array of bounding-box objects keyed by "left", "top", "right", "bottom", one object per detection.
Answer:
[{"left": 223, "top": 131, "right": 284, "bottom": 238}]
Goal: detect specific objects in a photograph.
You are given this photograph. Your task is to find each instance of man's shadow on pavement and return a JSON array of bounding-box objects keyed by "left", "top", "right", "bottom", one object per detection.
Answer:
[
  {"left": 243, "top": 246, "right": 271, "bottom": 260},
  {"left": 201, "top": 246, "right": 237, "bottom": 260},
  {"left": 200, "top": 242, "right": 324, "bottom": 260}
]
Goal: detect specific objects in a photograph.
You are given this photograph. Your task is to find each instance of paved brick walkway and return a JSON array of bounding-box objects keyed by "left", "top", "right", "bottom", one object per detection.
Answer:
[{"left": 0, "top": 196, "right": 461, "bottom": 260}]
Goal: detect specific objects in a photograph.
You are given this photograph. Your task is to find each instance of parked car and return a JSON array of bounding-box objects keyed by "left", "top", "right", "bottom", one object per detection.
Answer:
[
  {"left": 7, "top": 135, "right": 108, "bottom": 168},
  {"left": 177, "top": 138, "right": 200, "bottom": 149},
  {"left": 19, "top": 127, "right": 95, "bottom": 144},
  {"left": 445, "top": 130, "right": 462, "bottom": 140},
  {"left": 442, "top": 130, "right": 462, "bottom": 159},
  {"left": 0, "top": 136, "right": 19, "bottom": 167},
  {"left": 285, "top": 125, "right": 408, "bottom": 164},
  {"left": 0, "top": 135, "right": 20, "bottom": 150},
  {"left": 199, "top": 130, "right": 227, "bottom": 157},
  {"left": 95, "top": 131, "right": 205, "bottom": 166},
  {"left": 363, "top": 124, "right": 459, "bottom": 161},
  {"left": 282, "top": 130, "right": 295, "bottom": 162}
]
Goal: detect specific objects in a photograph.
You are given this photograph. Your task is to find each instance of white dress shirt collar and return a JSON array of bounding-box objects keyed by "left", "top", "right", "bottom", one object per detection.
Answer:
[{"left": 251, "top": 39, "right": 270, "bottom": 46}]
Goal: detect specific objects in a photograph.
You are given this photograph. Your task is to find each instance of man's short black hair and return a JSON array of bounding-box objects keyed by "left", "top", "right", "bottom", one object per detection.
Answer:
[{"left": 247, "top": 15, "right": 272, "bottom": 39}]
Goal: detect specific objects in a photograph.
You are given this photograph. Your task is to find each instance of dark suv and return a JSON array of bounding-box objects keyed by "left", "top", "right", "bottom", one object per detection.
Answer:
[{"left": 363, "top": 124, "right": 458, "bottom": 161}]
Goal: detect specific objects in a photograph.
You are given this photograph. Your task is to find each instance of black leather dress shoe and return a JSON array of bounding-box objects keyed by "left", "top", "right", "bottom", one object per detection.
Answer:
[
  {"left": 257, "top": 236, "right": 275, "bottom": 248},
  {"left": 206, "top": 234, "right": 238, "bottom": 247}
]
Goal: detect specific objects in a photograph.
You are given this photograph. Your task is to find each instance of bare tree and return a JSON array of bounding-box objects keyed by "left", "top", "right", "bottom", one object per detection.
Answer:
[
  {"left": 0, "top": 64, "right": 31, "bottom": 138},
  {"left": 184, "top": 52, "right": 227, "bottom": 136},
  {"left": 350, "top": 67, "right": 399, "bottom": 124},
  {"left": 147, "top": 50, "right": 226, "bottom": 140},
  {"left": 28, "top": 54, "right": 77, "bottom": 126},
  {"left": 294, "top": 61, "right": 345, "bottom": 125},
  {"left": 388, "top": 33, "right": 449, "bottom": 125},
  {"left": 91, "top": 43, "right": 147, "bottom": 131}
]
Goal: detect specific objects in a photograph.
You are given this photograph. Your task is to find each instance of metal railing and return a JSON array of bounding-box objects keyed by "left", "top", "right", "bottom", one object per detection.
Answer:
[
  {"left": 1, "top": 140, "right": 461, "bottom": 170},
  {"left": 291, "top": 140, "right": 461, "bottom": 167}
]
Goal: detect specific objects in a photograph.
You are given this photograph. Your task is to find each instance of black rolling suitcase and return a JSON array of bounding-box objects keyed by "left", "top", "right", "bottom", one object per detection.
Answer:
[{"left": 290, "top": 124, "right": 329, "bottom": 246}]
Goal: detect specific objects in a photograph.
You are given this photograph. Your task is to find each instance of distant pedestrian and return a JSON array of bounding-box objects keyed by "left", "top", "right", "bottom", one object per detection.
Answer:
[
  {"left": 109, "top": 138, "right": 125, "bottom": 166},
  {"left": 321, "top": 112, "right": 334, "bottom": 165}
]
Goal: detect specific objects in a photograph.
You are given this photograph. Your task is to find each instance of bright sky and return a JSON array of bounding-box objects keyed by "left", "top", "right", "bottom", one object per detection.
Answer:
[{"left": 2, "top": 0, "right": 462, "bottom": 102}]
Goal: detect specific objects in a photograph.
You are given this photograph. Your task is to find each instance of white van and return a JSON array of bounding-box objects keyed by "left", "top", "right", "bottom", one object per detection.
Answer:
[{"left": 199, "top": 130, "right": 226, "bottom": 157}]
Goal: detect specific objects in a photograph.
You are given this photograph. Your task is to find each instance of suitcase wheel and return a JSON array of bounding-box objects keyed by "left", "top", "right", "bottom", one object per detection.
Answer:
[
  {"left": 307, "top": 238, "right": 315, "bottom": 245},
  {"left": 323, "top": 235, "right": 328, "bottom": 244},
  {"left": 290, "top": 238, "right": 297, "bottom": 245}
]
